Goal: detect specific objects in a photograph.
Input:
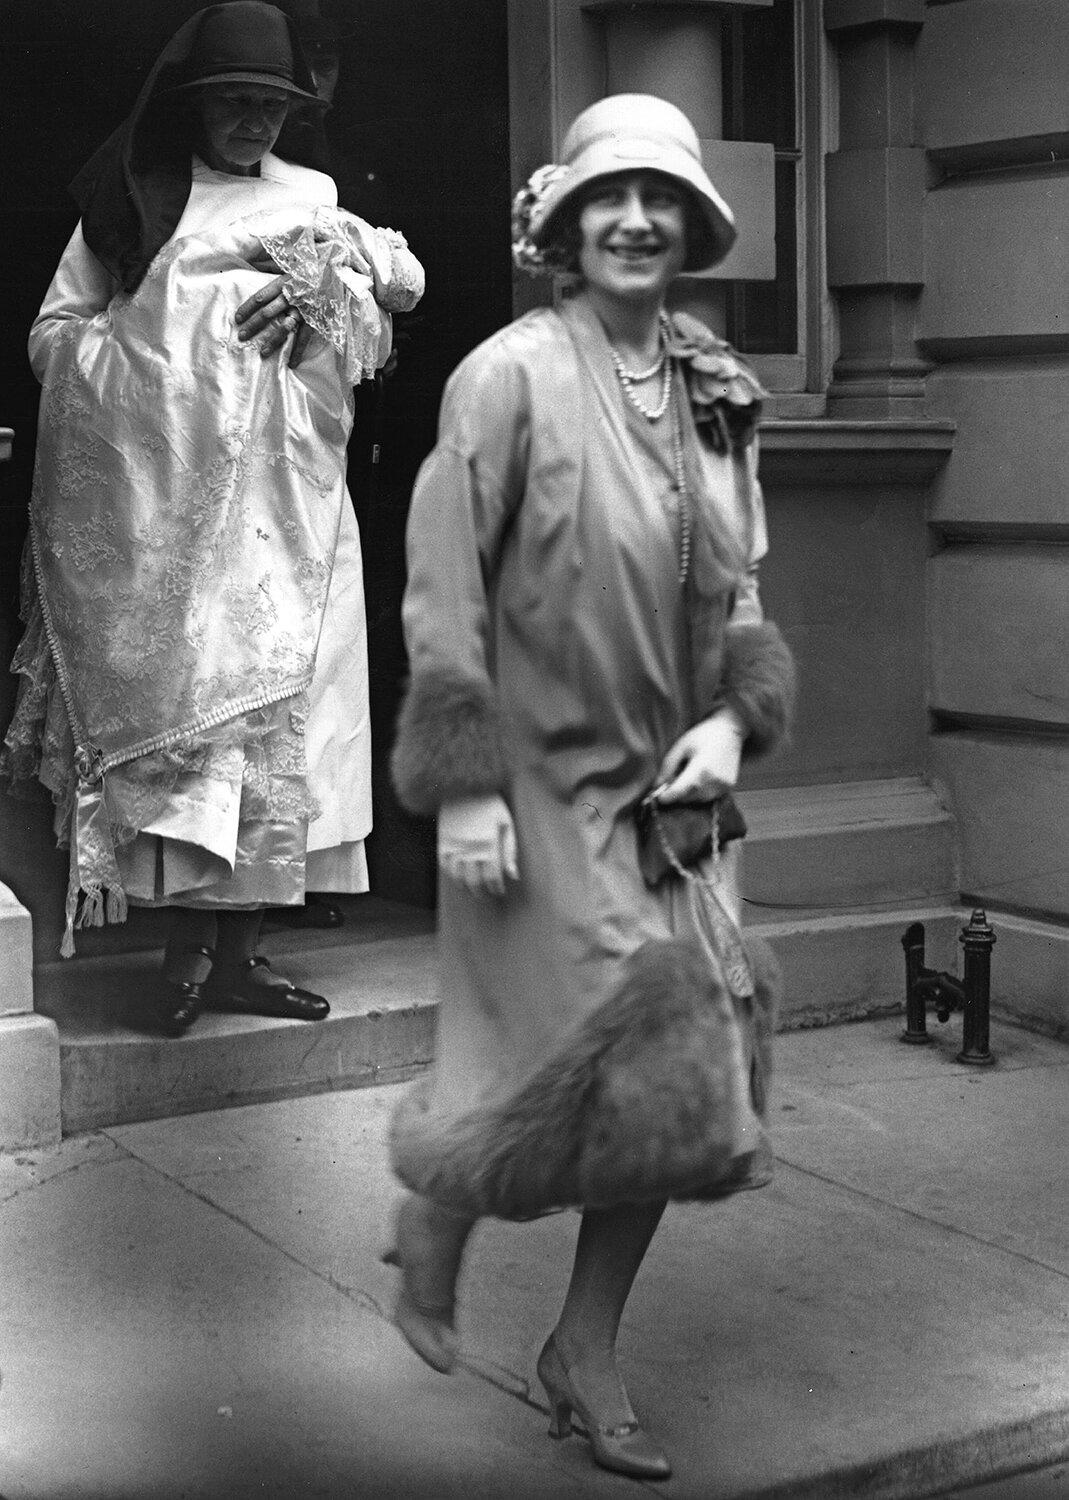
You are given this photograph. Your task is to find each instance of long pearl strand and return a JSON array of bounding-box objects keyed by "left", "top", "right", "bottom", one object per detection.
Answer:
[
  {"left": 609, "top": 315, "right": 691, "bottom": 582},
  {"left": 670, "top": 397, "right": 691, "bottom": 585}
]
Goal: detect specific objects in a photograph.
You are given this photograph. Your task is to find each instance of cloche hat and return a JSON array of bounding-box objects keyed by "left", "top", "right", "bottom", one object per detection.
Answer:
[
  {"left": 519, "top": 93, "right": 736, "bottom": 275},
  {"left": 170, "top": 1, "right": 322, "bottom": 102}
]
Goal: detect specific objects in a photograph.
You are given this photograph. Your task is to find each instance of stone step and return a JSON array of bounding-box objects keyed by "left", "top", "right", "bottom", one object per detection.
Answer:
[
  {"left": 742, "top": 776, "right": 959, "bottom": 909},
  {"left": 745, "top": 901, "right": 964, "bottom": 1030},
  {"left": 35, "top": 898, "right": 438, "bottom": 1135}
]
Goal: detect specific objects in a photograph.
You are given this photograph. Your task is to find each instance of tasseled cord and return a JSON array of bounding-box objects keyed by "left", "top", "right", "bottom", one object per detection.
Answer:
[{"left": 61, "top": 759, "right": 129, "bottom": 958}]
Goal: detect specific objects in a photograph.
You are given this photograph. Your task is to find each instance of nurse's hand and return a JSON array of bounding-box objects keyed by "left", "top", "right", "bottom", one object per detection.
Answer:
[
  {"left": 438, "top": 794, "right": 519, "bottom": 898},
  {"left": 655, "top": 706, "right": 746, "bottom": 803},
  {"left": 235, "top": 274, "right": 313, "bottom": 367}
]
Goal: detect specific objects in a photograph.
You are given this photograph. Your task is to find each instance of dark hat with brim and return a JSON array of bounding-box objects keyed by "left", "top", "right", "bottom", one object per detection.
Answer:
[{"left": 169, "top": 2, "right": 321, "bottom": 103}]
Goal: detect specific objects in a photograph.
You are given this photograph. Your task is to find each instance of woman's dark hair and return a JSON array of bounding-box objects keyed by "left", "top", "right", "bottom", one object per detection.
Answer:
[{"left": 542, "top": 175, "right": 714, "bottom": 278}]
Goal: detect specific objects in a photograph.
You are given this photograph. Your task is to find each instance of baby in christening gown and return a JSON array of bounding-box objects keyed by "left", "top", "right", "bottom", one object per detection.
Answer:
[{"left": 10, "top": 184, "right": 423, "bottom": 951}]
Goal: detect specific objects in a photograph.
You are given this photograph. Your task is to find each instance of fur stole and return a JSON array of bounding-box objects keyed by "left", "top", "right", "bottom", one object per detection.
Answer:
[
  {"left": 390, "top": 935, "right": 781, "bottom": 1220},
  {"left": 390, "top": 618, "right": 795, "bottom": 817},
  {"left": 715, "top": 621, "right": 797, "bottom": 759},
  {"left": 390, "top": 667, "right": 507, "bottom": 817}
]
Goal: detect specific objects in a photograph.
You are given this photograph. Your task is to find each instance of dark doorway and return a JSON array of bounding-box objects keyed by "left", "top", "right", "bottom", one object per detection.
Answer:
[{"left": 0, "top": 0, "right": 514, "bottom": 960}]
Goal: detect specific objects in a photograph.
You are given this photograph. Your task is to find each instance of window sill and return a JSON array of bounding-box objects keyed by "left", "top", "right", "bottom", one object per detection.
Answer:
[{"left": 759, "top": 418, "right": 956, "bottom": 486}]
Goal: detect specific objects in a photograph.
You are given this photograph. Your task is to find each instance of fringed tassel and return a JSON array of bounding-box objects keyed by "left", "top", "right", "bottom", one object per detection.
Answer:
[
  {"left": 60, "top": 756, "right": 129, "bottom": 957},
  {"left": 61, "top": 884, "right": 78, "bottom": 958},
  {"left": 61, "top": 805, "right": 81, "bottom": 957},
  {"left": 75, "top": 885, "right": 105, "bottom": 931}
]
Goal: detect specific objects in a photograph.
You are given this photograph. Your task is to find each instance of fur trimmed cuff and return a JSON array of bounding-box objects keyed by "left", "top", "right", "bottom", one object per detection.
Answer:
[
  {"left": 719, "top": 621, "right": 796, "bottom": 759},
  {"left": 390, "top": 935, "right": 782, "bottom": 1220},
  {"left": 390, "top": 667, "right": 508, "bottom": 816}
]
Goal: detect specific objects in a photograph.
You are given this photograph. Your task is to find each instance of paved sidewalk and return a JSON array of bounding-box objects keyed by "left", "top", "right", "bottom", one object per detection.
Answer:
[{"left": 1, "top": 1016, "right": 1067, "bottom": 1500}]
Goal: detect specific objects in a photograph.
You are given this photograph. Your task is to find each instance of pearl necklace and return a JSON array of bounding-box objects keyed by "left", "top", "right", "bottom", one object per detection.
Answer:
[
  {"left": 608, "top": 317, "right": 690, "bottom": 581},
  {"left": 609, "top": 320, "right": 672, "bottom": 422},
  {"left": 614, "top": 347, "right": 665, "bottom": 382}
]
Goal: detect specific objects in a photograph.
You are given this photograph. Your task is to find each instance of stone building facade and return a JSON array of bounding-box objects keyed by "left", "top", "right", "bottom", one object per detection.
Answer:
[{"left": 1, "top": 0, "right": 1065, "bottom": 1145}]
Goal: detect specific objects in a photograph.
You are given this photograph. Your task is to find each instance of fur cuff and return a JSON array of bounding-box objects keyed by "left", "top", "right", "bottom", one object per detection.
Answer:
[
  {"left": 390, "top": 667, "right": 508, "bottom": 816},
  {"left": 390, "top": 935, "right": 782, "bottom": 1220},
  {"left": 719, "top": 621, "right": 796, "bottom": 759}
]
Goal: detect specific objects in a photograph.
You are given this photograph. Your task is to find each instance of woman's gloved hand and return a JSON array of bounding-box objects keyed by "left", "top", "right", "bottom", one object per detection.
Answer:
[
  {"left": 654, "top": 706, "right": 746, "bottom": 804},
  {"left": 438, "top": 794, "right": 520, "bottom": 898},
  {"left": 235, "top": 272, "right": 313, "bottom": 367}
]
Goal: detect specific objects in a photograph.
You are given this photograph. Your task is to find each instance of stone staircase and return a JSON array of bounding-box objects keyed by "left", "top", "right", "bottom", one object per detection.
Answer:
[
  {"left": 26, "top": 777, "right": 975, "bottom": 1136},
  {"left": 742, "top": 776, "right": 964, "bottom": 1028}
]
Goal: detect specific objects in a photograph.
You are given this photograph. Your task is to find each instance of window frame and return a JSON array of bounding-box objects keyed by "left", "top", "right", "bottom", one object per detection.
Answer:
[{"left": 732, "top": 0, "right": 833, "bottom": 413}]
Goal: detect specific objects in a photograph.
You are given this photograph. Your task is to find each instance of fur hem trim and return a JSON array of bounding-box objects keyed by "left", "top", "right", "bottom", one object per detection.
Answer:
[
  {"left": 390, "top": 935, "right": 782, "bottom": 1220},
  {"left": 390, "top": 667, "right": 508, "bottom": 816},
  {"left": 719, "top": 621, "right": 796, "bottom": 759}
]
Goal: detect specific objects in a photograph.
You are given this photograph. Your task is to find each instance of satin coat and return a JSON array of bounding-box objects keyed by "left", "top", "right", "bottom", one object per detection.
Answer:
[{"left": 396, "top": 297, "right": 769, "bottom": 1148}]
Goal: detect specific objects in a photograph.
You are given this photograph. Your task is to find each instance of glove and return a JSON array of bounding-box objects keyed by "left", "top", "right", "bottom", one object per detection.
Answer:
[
  {"left": 438, "top": 794, "right": 519, "bottom": 897},
  {"left": 654, "top": 706, "right": 745, "bottom": 804}
]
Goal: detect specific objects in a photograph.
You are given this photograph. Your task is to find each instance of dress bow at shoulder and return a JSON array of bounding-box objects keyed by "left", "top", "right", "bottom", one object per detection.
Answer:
[{"left": 666, "top": 311, "right": 765, "bottom": 455}]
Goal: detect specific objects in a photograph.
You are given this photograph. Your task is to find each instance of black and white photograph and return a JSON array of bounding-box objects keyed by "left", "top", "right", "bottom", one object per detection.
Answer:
[{"left": 0, "top": 2, "right": 1066, "bottom": 1497}]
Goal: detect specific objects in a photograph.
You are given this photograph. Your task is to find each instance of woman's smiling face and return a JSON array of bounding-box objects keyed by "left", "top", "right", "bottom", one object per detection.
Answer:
[
  {"left": 198, "top": 84, "right": 290, "bottom": 173},
  {"left": 576, "top": 171, "right": 688, "bottom": 301}
]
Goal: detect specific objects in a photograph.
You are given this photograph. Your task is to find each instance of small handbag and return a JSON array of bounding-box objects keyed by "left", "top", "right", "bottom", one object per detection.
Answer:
[
  {"left": 635, "top": 790, "right": 754, "bottom": 1000},
  {"left": 635, "top": 790, "right": 747, "bottom": 888}
]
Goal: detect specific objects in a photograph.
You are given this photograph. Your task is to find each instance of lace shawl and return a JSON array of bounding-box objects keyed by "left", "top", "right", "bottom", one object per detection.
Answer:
[{"left": 28, "top": 204, "right": 414, "bottom": 946}]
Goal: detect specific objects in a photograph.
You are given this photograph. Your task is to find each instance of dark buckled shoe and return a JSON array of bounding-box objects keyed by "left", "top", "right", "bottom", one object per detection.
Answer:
[
  {"left": 205, "top": 955, "right": 330, "bottom": 1021},
  {"left": 157, "top": 943, "right": 214, "bottom": 1038}
]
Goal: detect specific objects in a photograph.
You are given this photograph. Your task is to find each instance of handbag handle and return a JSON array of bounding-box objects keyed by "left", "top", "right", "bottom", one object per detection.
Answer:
[{"left": 647, "top": 798, "right": 755, "bottom": 1000}]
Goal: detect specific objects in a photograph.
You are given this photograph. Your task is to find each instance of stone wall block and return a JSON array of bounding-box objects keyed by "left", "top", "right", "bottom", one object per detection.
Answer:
[
  {"left": 921, "top": 175, "right": 1069, "bottom": 348},
  {"left": 744, "top": 485, "right": 929, "bottom": 788},
  {"left": 0, "top": 1013, "right": 61, "bottom": 1152},
  {"left": 0, "top": 881, "right": 33, "bottom": 1019},
  {"left": 927, "top": 363, "right": 1069, "bottom": 530},
  {"left": 930, "top": 735, "right": 1069, "bottom": 918},
  {"left": 827, "top": 146, "right": 925, "bottom": 287},
  {"left": 825, "top": 0, "right": 923, "bottom": 32},
  {"left": 919, "top": 0, "right": 1069, "bottom": 152},
  {"left": 929, "top": 548, "right": 1069, "bottom": 724}
]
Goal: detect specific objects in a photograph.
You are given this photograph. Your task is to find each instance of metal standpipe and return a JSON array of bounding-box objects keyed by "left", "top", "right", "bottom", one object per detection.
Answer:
[
  {"left": 956, "top": 909, "right": 997, "bottom": 1065},
  {"left": 899, "top": 910, "right": 997, "bottom": 1065}
]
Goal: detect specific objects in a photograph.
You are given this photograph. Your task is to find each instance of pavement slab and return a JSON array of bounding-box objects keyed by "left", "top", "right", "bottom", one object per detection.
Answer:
[{"left": 0, "top": 1017, "right": 1066, "bottom": 1499}]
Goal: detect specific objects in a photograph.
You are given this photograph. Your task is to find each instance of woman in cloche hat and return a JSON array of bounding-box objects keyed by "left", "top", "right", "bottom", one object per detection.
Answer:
[
  {"left": 3, "top": 4, "right": 423, "bottom": 1034},
  {"left": 386, "top": 93, "right": 795, "bottom": 1480}
]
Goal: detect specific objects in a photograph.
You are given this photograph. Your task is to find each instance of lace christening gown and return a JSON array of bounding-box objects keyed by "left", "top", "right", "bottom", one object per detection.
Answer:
[{"left": 3, "top": 153, "right": 424, "bottom": 950}]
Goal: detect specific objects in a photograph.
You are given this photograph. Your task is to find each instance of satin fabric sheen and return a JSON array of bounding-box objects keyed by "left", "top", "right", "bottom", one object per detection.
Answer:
[
  {"left": 397, "top": 298, "right": 767, "bottom": 1160},
  {"left": 10, "top": 157, "right": 420, "bottom": 935}
]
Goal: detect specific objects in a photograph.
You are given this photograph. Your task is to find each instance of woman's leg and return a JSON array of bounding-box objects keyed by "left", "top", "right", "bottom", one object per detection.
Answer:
[
  {"left": 386, "top": 1193, "right": 477, "bottom": 1374},
  {"left": 537, "top": 1200, "right": 671, "bottom": 1478},
  {"left": 157, "top": 907, "right": 218, "bottom": 1037},
  {"left": 162, "top": 907, "right": 218, "bottom": 983},
  {"left": 214, "top": 908, "right": 264, "bottom": 968},
  {"left": 550, "top": 1200, "right": 666, "bottom": 1424}
]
